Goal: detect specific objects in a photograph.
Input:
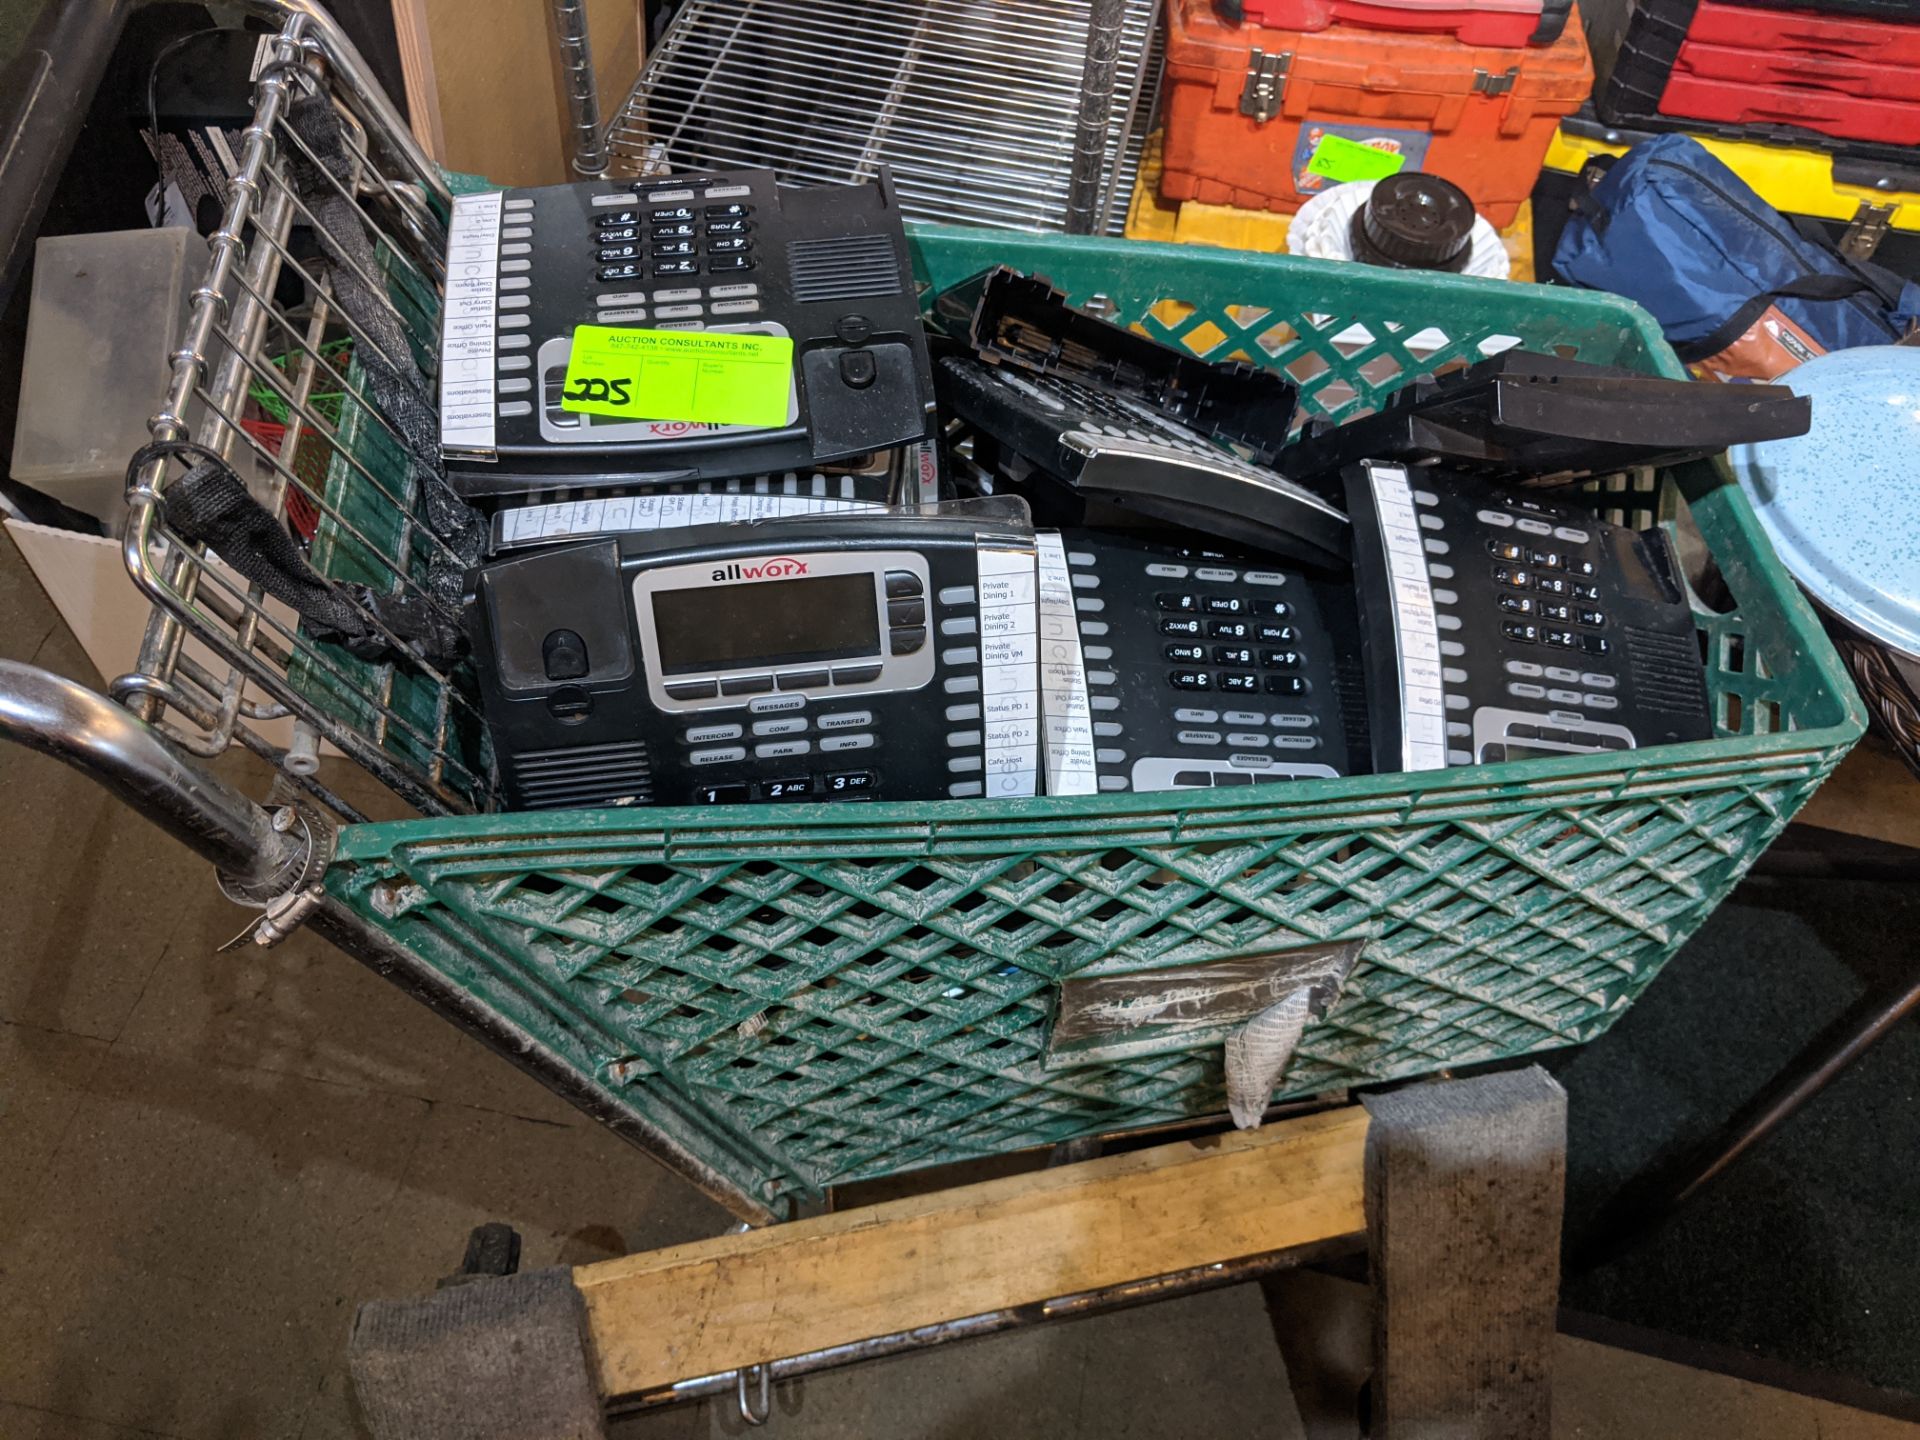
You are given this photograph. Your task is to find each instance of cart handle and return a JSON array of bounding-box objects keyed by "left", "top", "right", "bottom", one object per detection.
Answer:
[{"left": 0, "top": 660, "right": 297, "bottom": 890}]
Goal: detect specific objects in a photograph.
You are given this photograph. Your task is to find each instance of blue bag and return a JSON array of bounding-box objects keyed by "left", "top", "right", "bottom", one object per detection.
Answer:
[{"left": 1551, "top": 134, "right": 1920, "bottom": 380}]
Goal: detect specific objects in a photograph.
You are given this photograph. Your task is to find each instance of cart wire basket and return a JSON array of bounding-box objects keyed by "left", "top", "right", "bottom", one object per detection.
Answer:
[{"left": 0, "top": 3, "right": 1864, "bottom": 1223}]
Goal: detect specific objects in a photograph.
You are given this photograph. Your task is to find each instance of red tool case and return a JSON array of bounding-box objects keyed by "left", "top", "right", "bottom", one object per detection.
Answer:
[
  {"left": 1160, "top": 0, "right": 1592, "bottom": 225},
  {"left": 1672, "top": 40, "right": 1920, "bottom": 104},
  {"left": 1230, "top": 0, "right": 1566, "bottom": 48}
]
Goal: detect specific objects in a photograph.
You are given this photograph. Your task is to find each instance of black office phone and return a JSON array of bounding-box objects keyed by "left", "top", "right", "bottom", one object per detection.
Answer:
[
  {"left": 1343, "top": 460, "right": 1713, "bottom": 773},
  {"left": 440, "top": 168, "right": 936, "bottom": 503},
  {"left": 466, "top": 508, "right": 1042, "bottom": 810},
  {"left": 1039, "top": 530, "right": 1367, "bottom": 794},
  {"left": 938, "top": 355, "right": 1348, "bottom": 571}
]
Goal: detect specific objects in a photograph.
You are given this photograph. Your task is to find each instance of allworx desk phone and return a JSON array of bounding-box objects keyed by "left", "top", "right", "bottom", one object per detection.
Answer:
[
  {"left": 440, "top": 167, "right": 936, "bottom": 502},
  {"left": 466, "top": 510, "right": 1043, "bottom": 810}
]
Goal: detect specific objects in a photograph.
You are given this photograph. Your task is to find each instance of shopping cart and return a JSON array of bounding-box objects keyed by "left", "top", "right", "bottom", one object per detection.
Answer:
[{"left": 0, "top": 0, "right": 1866, "bottom": 1224}]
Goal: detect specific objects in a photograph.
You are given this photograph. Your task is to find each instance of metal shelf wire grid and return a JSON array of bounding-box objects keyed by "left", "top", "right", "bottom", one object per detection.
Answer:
[{"left": 606, "top": 0, "right": 1162, "bottom": 234}]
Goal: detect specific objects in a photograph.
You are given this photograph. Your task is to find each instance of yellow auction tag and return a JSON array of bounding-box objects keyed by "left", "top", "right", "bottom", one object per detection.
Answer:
[{"left": 558, "top": 325, "right": 793, "bottom": 427}]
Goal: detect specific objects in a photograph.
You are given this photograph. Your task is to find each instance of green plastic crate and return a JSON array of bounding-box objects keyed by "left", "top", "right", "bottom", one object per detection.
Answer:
[{"left": 320, "top": 226, "right": 1865, "bottom": 1214}]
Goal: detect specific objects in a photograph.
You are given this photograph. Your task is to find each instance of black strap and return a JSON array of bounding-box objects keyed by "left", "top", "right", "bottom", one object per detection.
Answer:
[
  {"left": 1786, "top": 212, "right": 1909, "bottom": 311},
  {"left": 135, "top": 441, "right": 466, "bottom": 668},
  {"left": 1673, "top": 272, "right": 1877, "bottom": 363}
]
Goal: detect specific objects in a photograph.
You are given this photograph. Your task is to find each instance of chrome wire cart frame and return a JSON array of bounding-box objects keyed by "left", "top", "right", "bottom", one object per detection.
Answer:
[
  {"left": 116, "top": 5, "right": 494, "bottom": 822},
  {"left": 591, "top": 0, "right": 1162, "bottom": 233}
]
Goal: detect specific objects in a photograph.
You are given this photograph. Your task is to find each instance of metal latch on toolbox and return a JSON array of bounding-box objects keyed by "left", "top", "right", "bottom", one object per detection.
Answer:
[
  {"left": 1472, "top": 67, "right": 1519, "bottom": 96},
  {"left": 1240, "top": 48, "right": 1292, "bottom": 124},
  {"left": 1842, "top": 201, "right": 1895, "bottom": 262}
]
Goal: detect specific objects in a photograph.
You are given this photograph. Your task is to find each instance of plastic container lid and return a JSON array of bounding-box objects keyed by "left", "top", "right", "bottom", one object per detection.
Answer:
[
  {"left": 1729, "top": 346, "right": 1920, "bottom": 660},
  {"left": 1349, "top": 173, "right": 1476, "bottom": 272},
  {"left": 1290, "top": 178, "right": 1510, "bottom": 279}
]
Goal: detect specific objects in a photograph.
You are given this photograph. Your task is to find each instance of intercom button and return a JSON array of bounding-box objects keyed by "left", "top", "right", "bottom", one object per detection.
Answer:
[
  {"left": 1219, "top": 673, "right": 1259, "bottom": 694},
  {"left": 710, "top": 300, "right": 760, "bottom": 316},
  {"left": 749, "top": 694, "right": 807, "bottom": 714},
  {"left": 1476, "top": 509, "right": 1515, "bottom": 529},
  {"left": 754, "top": 740, "right": 811, "bottom": 760},
  {"left": 1501, "top": 621, "right": 1538, "bottom": 644},
  {"left": 1194, "top": 566, "right": 1238, "bottom": 583},
  {"left": 1169, "top": 670, "right": 1212, "bottom": 691},
  {"left": 1584, "top": 694, "right": 1620, "bottom": 711},
  {"left": 1156, "top": 592, "right": 1197, "bottom": 612},
  {"left": 1165, "top": 644, "right": 1206, "bottom": 663},
  {"left": 1224, "top": 710, "right": 1265, "bottom": 726},
  {"left": 818, "top": 711, "right": 874, "bottom": 731},
  {"left": 695, "top": 784, "right": 749, "bottom": 805},
  {"left": 1145, "top": 563, "right": 1189, "bottom": 579},
  {"left": 752, "top": 718, "right": 807, "bottom": 738},
  {"left": 665, "top": 678, "right": 719, "bottom": 700},
  {"left": 1177, "top": 730, "right": 1222, "bottom": 746},
  {"left": 1504, "top": 660, "right": 1544, "bottom": 677},
  {"left": 1543, "top": 629, "right": 1577, "bottom": 649},
  {"left": 1272, "top": 734, "right": 1319, "bottom": 750},
  {"left": 820, "top": 734, "right": 875, "bottom": 753},
  {"left": 1488, "top": 539, "right": 1524, "bottom": 562},
  {"left": 1265, "top": 676, "right": 1309, "bottom": 697},
  {"left": 1544, "top": 666, "right": 1581, "bottom": 683},
  {"left": 826, "top": 769, "right": 876, "bottom": 793},
  {"left": 690, "top": 746, "right": 747, "bottom": 767},
  {"left": 1492, "top": 565, "right": 1534, "bottom": 589},
  {"left": 709, "top": 282, "right": 760, "bottom": 299},
  {"left": 884, "top": 570, "right": 923, "bottom": 598},
  {"left": 1576, "top": 608, "right": 1605, "bottom": 628},
  {"left": 888, "top": 626, "right": 926, "bottom": 654},
  {"left": 1227, "top": 732, "right": 1268, "bottom": 749},
  {"left": 1515, "top": 517, "right": 1553, "bottom": 536},
  {"left": 1208, "top": 620, "right": 1250, "bottom": 640},
  {"left": 1161, "top": 618, "right": 1202, "bottom": 638},
  {"left": 651, "top": 205, "right": 697, "bottom": 222},
  {"left": 758, "top": 776, "right": 813, "bottom": 800},
  {"left": 777, "top": 669, "right": 830, "bottom": 691},
  {"left": 597, "top": 263, "right": 641, "bottom": 281},
  {"left": 1202, "top": 595, "right": 1245, "bottom": 614},
  {"left": 1580, "top": 673, "right": 1617, "bottom": 690},
  {"left": 720, "top": 673, "right": 775, "bottom": 695},
  {"left": 655, "top": 258, "right": 699, "bottom": 276},
  {"left": 1579, "top": 635, "right": 1611, "bottom": 658},
  {"left": 1260, "top": 649, "right": 1302, "bottom": 669},
  {"left": 1174, "top": 708, "right": 1219, "bottom": 724},
  {"left": 1213, "top": 646, "right": 1254, "bottom": 666},
  {"left": 1508, "top": 682, "right": 1547, "bottom": 700},
  {"left": 1498, "top": 595, "right": 1535, "bottom": 616},
  {"left": 1244, "top": 571, "right": 1287, "bottom": 587},
  {"left": 710, "top": 255, "right": 755, "bottom": 272},
  {"left": 832, "top": 662, "right": 885, "bottom": 686},
  {"left": 685, "top": 723, "right": 745, "bottom": 744}
]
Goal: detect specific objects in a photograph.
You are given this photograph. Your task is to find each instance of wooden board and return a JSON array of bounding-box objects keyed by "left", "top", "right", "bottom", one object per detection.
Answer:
[
  {"left": 392, "top": 0, "right": 642, "bottom": 187},
  {"left": 575, "top": 1106, "right": 1371, "bottom": 1399}
]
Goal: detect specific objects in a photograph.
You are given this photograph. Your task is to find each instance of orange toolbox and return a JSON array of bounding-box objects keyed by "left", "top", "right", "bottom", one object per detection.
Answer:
[{"left": 1160, "top": 0, "right": 1592, "bottom": 226}]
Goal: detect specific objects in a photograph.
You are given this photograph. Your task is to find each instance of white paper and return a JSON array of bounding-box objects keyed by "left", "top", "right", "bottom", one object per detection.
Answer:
[
  {"left": 439, "top": 191, "right": 503, "bottom": 455},
  {"left": 1368, "top": 465, "right": 1450, "bottom": 771},
  {"left": 975, "top": 541, "right": 1041, "bottom": 800},
  {"left": 497, "top": 491, "right": 879, "bottom": 547},
  {"left": 1035, "top": 533, "right": 1097, "bottom": 796}
]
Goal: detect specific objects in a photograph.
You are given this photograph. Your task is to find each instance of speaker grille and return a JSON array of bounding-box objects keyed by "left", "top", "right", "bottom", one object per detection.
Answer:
[
  {"left": 511, "top": 740, "right": 653, "bottom": 809},
  {"left": 1626, "top": 627, "right": 1710, "bottom": 716},
  {"left": 788, "top": 234, "right": 903, "bottom": 302}
]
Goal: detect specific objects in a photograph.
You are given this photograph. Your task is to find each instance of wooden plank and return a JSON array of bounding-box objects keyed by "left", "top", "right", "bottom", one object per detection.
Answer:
[{"left": 575, "top": 1106, "right": 1370, "bottom": 1399}]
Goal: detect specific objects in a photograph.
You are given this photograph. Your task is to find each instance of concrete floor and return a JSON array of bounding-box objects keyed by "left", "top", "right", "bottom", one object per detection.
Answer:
[{"left": 2, "top": 526, "right": 1917, "bottom": 1440}]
